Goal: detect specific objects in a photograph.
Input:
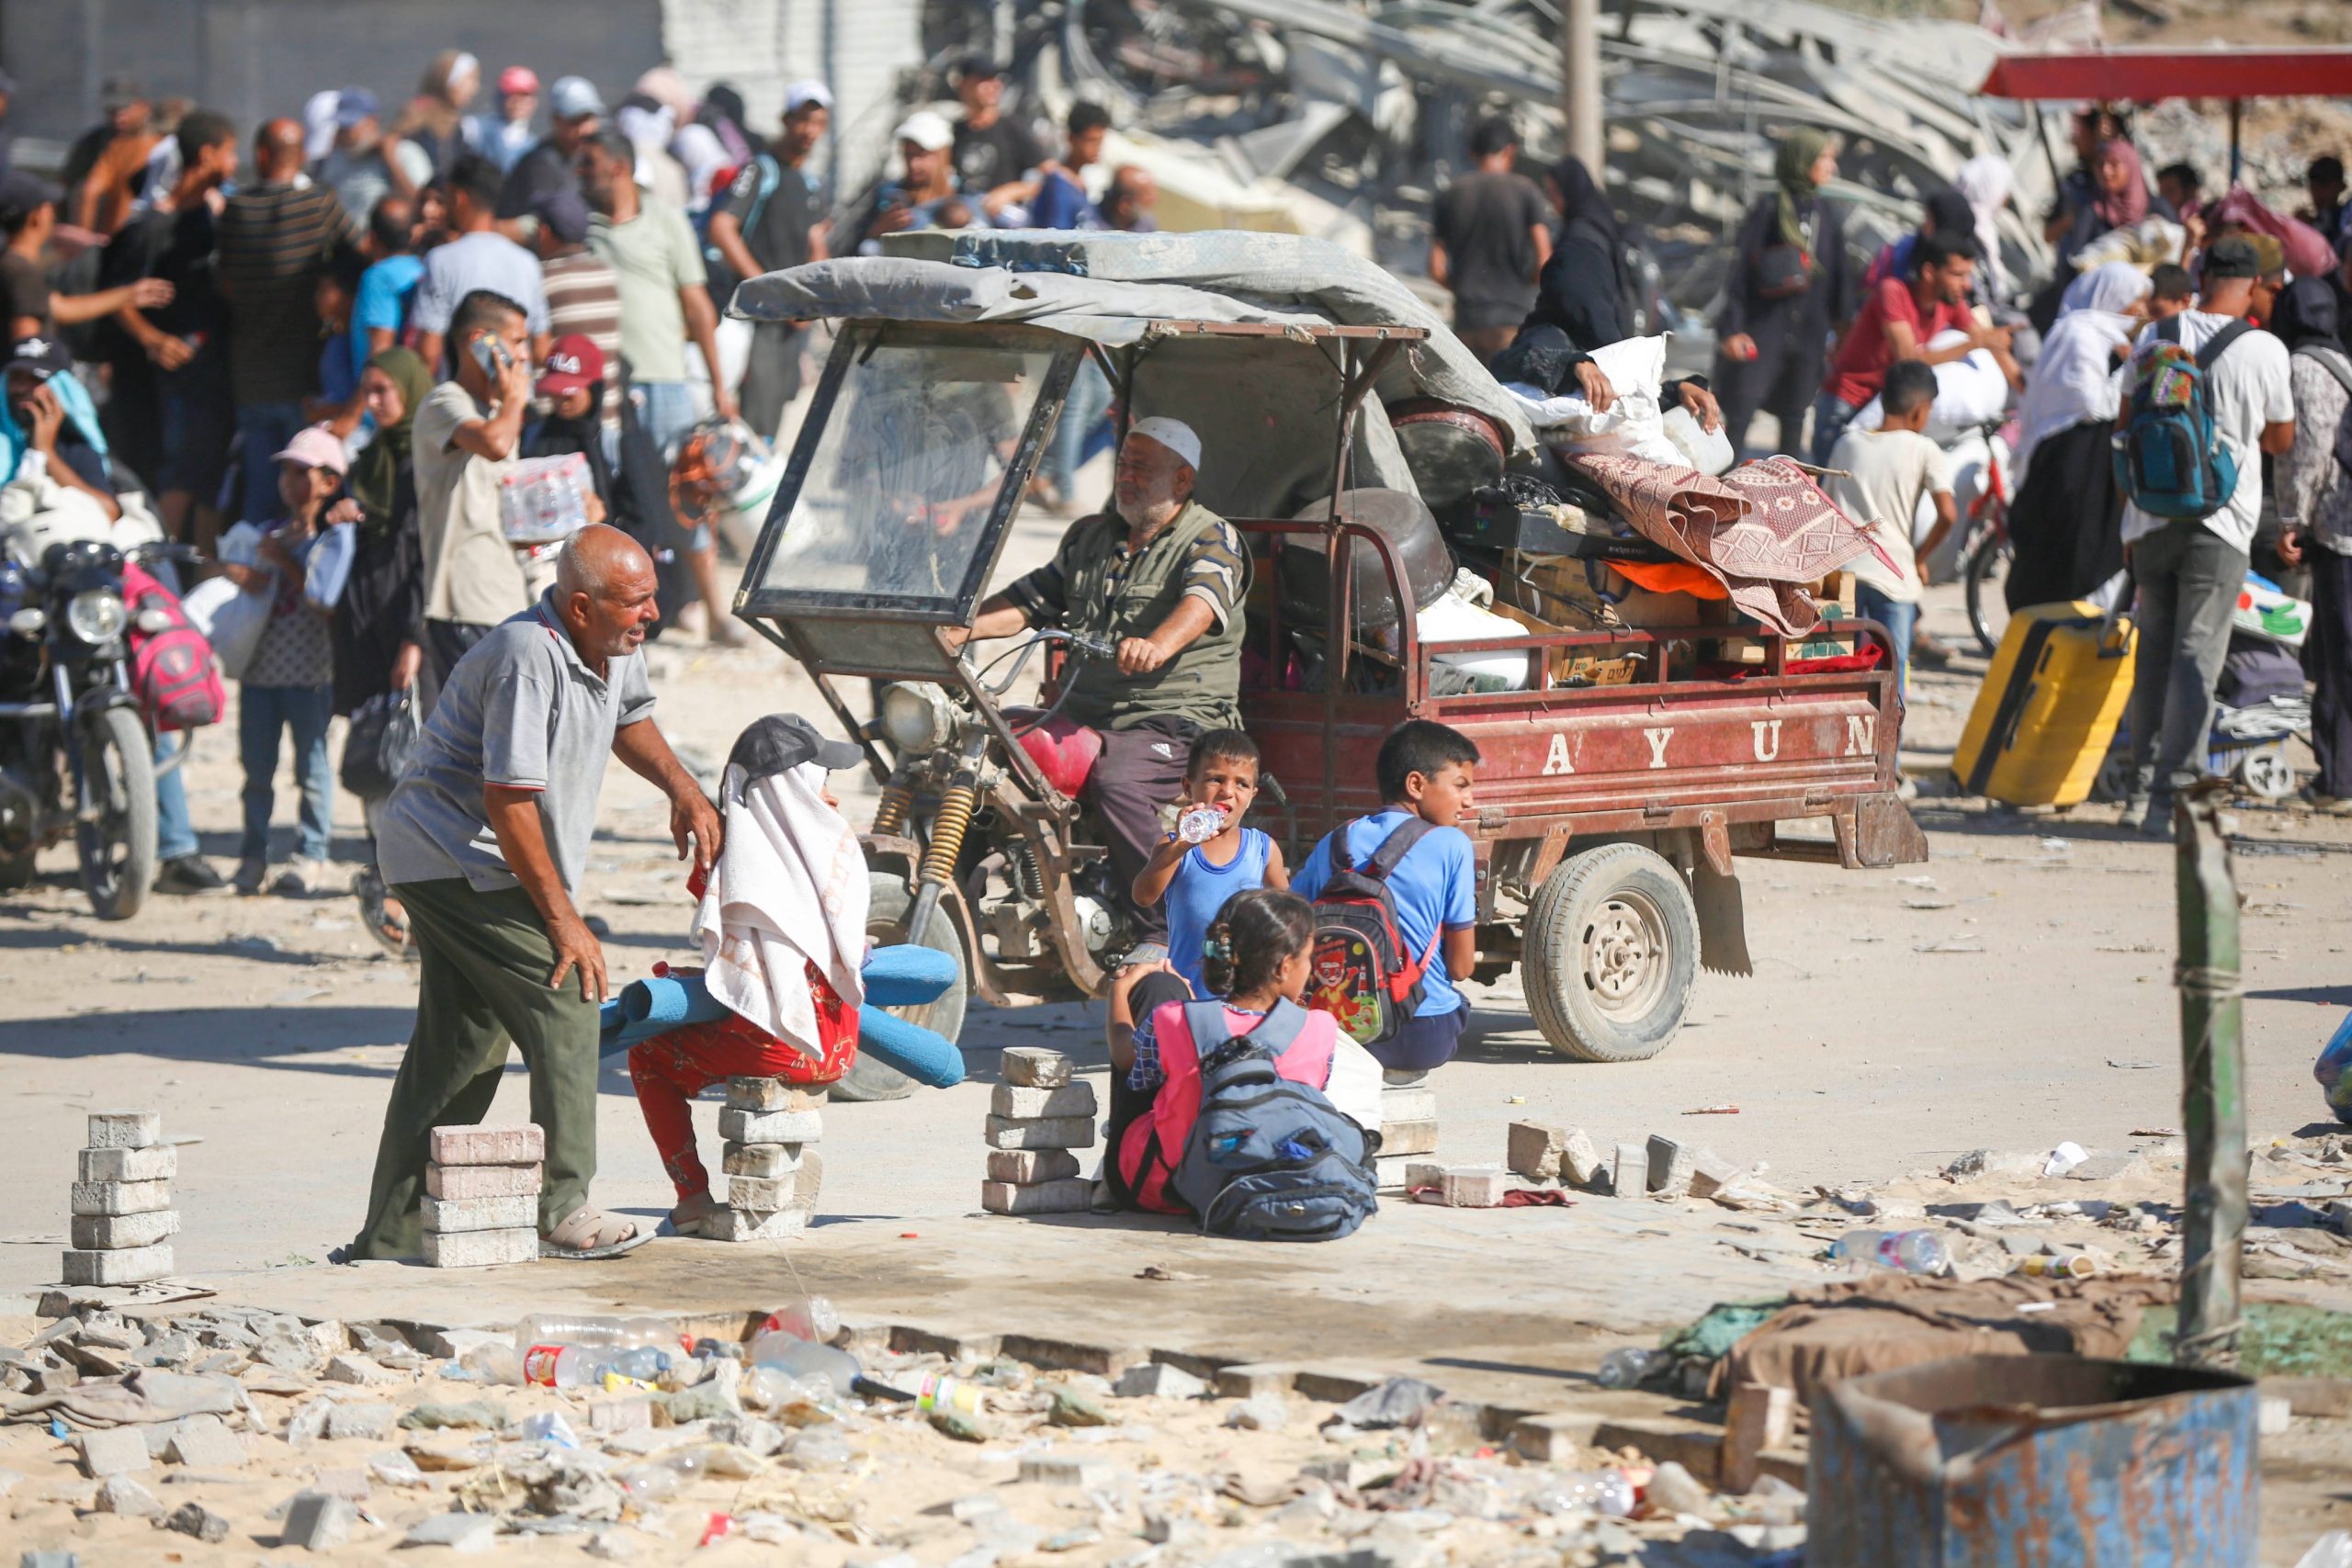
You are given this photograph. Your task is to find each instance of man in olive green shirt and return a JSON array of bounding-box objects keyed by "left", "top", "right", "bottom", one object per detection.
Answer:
[{"left": 953, "top": 417, "right": 1248, "bottom": 942}]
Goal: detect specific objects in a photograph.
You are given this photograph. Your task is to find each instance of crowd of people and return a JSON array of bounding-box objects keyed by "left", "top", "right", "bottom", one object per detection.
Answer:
[{"left": 1427, "top": 104, "right": 2352, "bottom": 829}]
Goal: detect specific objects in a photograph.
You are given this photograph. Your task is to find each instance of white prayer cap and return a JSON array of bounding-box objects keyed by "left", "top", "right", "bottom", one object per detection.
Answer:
[
  {"left": 894, "top": 110, "right": 955, "bottom": 152},
  {"left": 1126, "top": 415, "right": 1201, "bottom": 470},
  {"left": 785, "top": 80, "right": 833, "bottom": 115}
]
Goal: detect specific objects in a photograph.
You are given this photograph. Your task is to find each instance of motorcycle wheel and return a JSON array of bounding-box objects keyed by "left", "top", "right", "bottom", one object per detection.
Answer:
[
  {"left": 832, "top": 871, "right": 969, "bottom": 1103},
  {"left": 78, "top": 705, "right": 156, "bottom": 921},
  {"left": 1963, "top": 532, "right": 2013, "bottom": 657}
]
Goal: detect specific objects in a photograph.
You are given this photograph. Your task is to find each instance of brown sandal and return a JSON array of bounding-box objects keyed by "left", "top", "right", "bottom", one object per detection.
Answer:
[{"left": 540, "top": 1206, "right": 650, "bottom": 1259}]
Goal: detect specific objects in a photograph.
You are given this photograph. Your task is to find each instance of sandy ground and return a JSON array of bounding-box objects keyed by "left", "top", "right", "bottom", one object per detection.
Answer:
[{"left": 5, "top": 502, "right": 2352, "bottom": 1562}]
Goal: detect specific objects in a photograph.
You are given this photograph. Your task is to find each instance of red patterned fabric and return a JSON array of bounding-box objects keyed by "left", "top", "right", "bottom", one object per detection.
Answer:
[{"left": 1568, "top": 454, "right": 1894, "bottom": 635}]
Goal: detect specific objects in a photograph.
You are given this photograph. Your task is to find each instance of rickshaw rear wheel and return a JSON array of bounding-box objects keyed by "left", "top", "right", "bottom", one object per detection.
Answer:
[
  {"left": 834, "top": 871, "right": 970, "bottom": 1103},
  {"left": 1521, "top": 843, "right": 1697, "bottom": 1063}
]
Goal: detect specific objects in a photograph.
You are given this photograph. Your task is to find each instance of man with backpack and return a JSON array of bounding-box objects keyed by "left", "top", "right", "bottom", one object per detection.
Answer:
[
  {"left": 2115, "top": 236, "right": 2296, "bottom": 834},
  {"left": 1289, "top": 720, "right": 1481, "bottom": 1078}
]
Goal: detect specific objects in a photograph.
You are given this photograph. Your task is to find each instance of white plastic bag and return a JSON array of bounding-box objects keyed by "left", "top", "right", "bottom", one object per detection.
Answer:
[
  {"left": 1849, "top": 331, "right": 2010, "bottom": 444},
  {"left": 181, "top": 555, "right": 270, "bottom": 681},
  {"left": 1418, "top": 590, "right": 1532, "bottom": 691},
  {"left": 1506, "top": 335, "right": 1681, "bottom": 465}
]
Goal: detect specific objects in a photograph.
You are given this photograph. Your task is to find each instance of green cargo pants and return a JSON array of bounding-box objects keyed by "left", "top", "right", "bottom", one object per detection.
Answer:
[{"left": 348, "top": 877, "right": 600, "bottom": 1259}]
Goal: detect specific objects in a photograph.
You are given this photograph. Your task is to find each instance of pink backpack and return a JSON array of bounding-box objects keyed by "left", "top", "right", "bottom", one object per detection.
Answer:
[{"left": 122, "top": 561, "right": 224, "bottom": 731}]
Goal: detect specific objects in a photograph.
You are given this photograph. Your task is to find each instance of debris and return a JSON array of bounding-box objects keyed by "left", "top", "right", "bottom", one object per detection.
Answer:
[
  {"left": 1722, "top": 1382, "right": 1797, "bottom": 1493},
  {"left": 95, "top": 1472, "right": 164, "bottom": 1517},
  {"left": 1224, "top": 1394, "right": 1290, "bottom": 1431},
  {"left": 1647, "top": 1134, "right": 1698, "bottom": 1198},
  {"left": 927, "top": 1406, "right": 995, "bottom": 1443},
  {"left": 1115, "top": 1362, "right": 1209, "bottom": 1400},
  {"left": 1020, "top": 1452, "right": 1124, "bottom": 1488},
  {"left": 1329, "top": 1376, "right": 1443, "bottom": 1428},
  {"left": 1046, "top": 1385, "right": 1110, "bottom": 1428},
  {"left": 2043, "top": 1142, "right": 2091, "bottom": 1178},
  {"left": 165, "top": 1499, "right": 233, "bottom": 1541},
  {"left": 2108, "top": 1058, "right": 2161, "bottom": 1071},
  {"left": 1684, "top": 1104, "right": 1741, "bottom": 1115},
  {"left": 402, "top": 1511, "right": 503, "bottom": 1551},
  {"left": 280, "top": 1490, "right": 357, "bottom": 1551}
]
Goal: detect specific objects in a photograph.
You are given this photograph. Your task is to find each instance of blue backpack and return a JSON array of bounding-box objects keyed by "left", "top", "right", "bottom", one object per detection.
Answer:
[
  {"left": 2114, "top": 315, "right": 2252, "bottom": 521},
  {"left": 1167, "top": 999, "right": 1380, "bottom": 1242}
]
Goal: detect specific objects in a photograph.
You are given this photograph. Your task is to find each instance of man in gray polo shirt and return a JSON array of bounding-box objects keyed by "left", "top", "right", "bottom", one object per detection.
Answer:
[{"left": 347, "top": 525, "right": 722, "bottom": 1261}]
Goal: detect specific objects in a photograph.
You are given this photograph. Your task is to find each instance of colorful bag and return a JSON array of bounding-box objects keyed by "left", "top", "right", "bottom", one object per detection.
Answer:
[
  {"left": 1305, "top": 818, "right": 1440, "bottom": 1047},
  {"left": 120, "top": 561, "right": 222, "bottom": 730},
  {"left": 2115, "top": 316, "right": 2250, "bottom": 522}
]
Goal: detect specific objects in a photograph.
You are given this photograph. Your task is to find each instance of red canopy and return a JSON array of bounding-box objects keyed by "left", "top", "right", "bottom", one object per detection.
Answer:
[{"left": 1979, "top": 48, "right": 2352, "bottom": 102}]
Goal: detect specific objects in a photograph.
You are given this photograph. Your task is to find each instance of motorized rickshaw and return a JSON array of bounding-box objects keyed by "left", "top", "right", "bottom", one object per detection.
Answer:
[{"left": 733, "top": 231, "right": 1923, "bottom": 1097}]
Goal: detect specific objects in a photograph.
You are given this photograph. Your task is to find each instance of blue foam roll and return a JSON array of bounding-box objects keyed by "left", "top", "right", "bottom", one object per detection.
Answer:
[
  {"left": 856, "top": 1005, "right": 965, "bottom": 1088},
  {"left": 599, "top": 972, "right": 731, "bottom": 1055},
  {"left": 863, "top": 943, "right": 958, "bottom": 1007}
]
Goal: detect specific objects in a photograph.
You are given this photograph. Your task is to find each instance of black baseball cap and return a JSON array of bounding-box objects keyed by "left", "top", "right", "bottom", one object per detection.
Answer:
[
  {"left": 533, "top": 186, "right": 591, "bottom": 246},
  {"left": 956, "top": 53, "right": 1004, "bottom": 83},
  {"left": 0, "top": 169, "right": 62, "bottom": 230},
  {"left": 5, "top": 334, "right": 74, "bottom": 383},
  {"left": 727, "top": 714, "right": 864, "bottom": 781},
  {"left": 2202, "top": 236, "right": 2262, "bottom": 280}
]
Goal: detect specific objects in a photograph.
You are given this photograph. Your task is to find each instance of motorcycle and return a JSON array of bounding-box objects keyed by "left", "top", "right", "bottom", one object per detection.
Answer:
[{"left": 0, "top": 537, "right": 187, "bottom": 919}]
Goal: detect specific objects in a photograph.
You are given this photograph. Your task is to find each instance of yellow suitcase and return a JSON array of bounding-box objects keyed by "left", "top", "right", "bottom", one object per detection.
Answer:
[{"left": 1952, "top": 601, "right": 2135, "bottom": 807}]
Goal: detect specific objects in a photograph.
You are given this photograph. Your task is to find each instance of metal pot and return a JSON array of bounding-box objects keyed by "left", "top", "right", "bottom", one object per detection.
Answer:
[{"left": 1278, "top": 488, "right": 1455, "bottom": 632}]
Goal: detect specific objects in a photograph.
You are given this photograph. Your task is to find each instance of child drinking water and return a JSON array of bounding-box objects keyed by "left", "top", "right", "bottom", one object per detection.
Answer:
[{"left": 1130, "top": 728, "right": 1287, "bottom": 998}]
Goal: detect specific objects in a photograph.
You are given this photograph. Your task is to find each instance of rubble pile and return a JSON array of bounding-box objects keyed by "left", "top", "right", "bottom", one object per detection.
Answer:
[{"left": 1, "top": 1303, "right": 1820, "bottom": 1566}]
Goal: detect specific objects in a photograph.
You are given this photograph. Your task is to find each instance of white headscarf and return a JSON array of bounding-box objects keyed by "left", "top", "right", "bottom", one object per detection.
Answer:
[
  {"left": 2059, "top": 259, "right": 2154, "bottom": 319},
  {"left": 2014, "top": 262, "right": 2150, "bottom": 473},
  {"left": 302, "top": 89, "right": 341, "bottom": 163},
  {"left": 1955, "top": 155, "right": 2013, "bottom": 299}
]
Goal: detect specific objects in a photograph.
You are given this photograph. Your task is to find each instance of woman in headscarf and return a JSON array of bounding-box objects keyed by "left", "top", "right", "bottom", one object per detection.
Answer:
[
  {"left": 1713, "top": 128, "right": 1856, "bottom": 457},
  {"left": 392, "top": 51, "right": 484, "bottom": 182},
  {"left": 1506, "top": 154, "right": 1719, "bottom": 429},
  {"left": 2272, "top": 276, "right": 2352, "bottom": 808},
  {"left": 331, "top": 347, "right": 431, "bottom": 955},
  {"left": 1954, "top": 155, "right": 2015, "bottom": 302},
  {"left": 2002, "top": 262, "right": 2150, "bottom": 612}
]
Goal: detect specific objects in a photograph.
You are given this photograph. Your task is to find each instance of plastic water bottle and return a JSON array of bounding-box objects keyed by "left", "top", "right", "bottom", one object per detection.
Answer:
[
  {"left": 1530, "top": 1469, "right": 1635, "bottom": 1517},
  {"left": 1176, "top": 803, "right": 1228, "bottom": 844},
  {"left": 1831, "top": 1229, "right": 1951, "bottom": 1275},
  {"left": 748, "top": 1332, "right": 862, "bottom": 1400},
  {"left": 513, "top": 1314, "right": 676, "bottom": 1351},
  {"left": 756, "top": 1295, "right": 841, "bottom": 1345},
  {"left": 1594, "top": 1348, "right": 1662, "bottom": 1389},
  {"left": 742, "top": 1365, "right": 830, "bottom": 1412},
  {"left": 601, "top": 1345, "right": 673, "bottom": 1382},
  {"left": 518, "top": 1342, "right": 603, "bottom": 1389}
]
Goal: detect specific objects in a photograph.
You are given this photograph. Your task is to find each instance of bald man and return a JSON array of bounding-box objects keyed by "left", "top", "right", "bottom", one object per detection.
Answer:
[
  {"left": 216, "top": 116, "right": 360, "bottom": 521},
  {"left": 349, "top": 525, "right": 723, "bottom": 1261}
]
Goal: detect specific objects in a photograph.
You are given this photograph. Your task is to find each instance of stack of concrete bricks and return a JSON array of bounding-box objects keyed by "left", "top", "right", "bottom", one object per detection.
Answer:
[
  {"left": 712, "top": 1078, "right": 823, "bottom": 1240},
  {"left": 1373, "top": 1081, "right": 1438, "bottom": 1192},
  {"left": 423, "top": 1125, "right": 544, "bottom": 1267},
  {"left": 65, "top": 1110, "right": 176, "bottom": 1285},
  {"left": 981, "top": 1047, "right": 1095, "bottom": 1214}
]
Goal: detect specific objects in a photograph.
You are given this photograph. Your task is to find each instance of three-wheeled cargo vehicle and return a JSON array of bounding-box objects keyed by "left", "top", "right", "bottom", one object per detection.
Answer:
[{"left": 732, "top": 231, "right": 1924, "bottom": 1098}]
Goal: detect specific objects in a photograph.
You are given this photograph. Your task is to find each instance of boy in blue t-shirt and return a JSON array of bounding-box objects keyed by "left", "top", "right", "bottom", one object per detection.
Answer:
[
  {"left": 1131, "top": 728, "right": 1289, "bottom": 998},
  {"left": 1290, "top": 720, "right": 1480, "bottom": 1076}
]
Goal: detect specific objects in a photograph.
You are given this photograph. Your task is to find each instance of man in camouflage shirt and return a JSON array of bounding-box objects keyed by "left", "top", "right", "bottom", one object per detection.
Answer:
[{"left": 954, "top": 417, "right": 1247, "bottom": 942}]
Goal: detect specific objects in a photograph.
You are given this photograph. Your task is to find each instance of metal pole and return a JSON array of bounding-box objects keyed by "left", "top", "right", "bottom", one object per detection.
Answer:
[
  {"left": 1563, "top": 0, "right": 1603, "bottom": 175},
  {"left": 2229, "top": 100, "right": 2244, "bottom": 188},
  {"left": 2174, "top": 784, "right": 2246, "bottom": 1370}
]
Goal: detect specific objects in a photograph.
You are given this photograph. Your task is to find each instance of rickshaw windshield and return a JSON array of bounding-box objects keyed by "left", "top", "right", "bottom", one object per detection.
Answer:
[{"left": 752, "top": 330, "right": 1063, "bottom": 614}]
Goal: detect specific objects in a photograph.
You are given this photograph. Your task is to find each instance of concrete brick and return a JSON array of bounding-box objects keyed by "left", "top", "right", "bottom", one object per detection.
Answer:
[
  {"left": 729, "top": 1172, "right": 818, "bottom": 1213},
  {"left": 87, "top": 1110, "right": 161, "bottom": 1148},
  {"left": 1380, "top": 1087, "right": 1438, "bottom": 1124},
  {"left": 1613, "top": 1142, "right": 1648, "bottom": 1197},
  {"left": 1507, "top": 1121, "right": 1571, "bottom": 1180},
  {"left": 2260, "top": 1395, "right": 2292, "bottom": 1436},
  {"left": 77, "top": 1145, "right": 175, "bottom": 1182},
  {"left": 1721, "top": 1382, "right": 1794, "bottom": 1493},
  {"left": 706, "top": 1206, "right": 808, "bottom": 1241},
  {"left": 1212, "top": 1362, "right": 1298, "bottom": 1399},
  {"left": 718, "top": 1107, "right": 823, "bottom": 1145},
  {"left": 1513, "top": 1410, "right": 1603, "bottom": 1463},
  {"left": 980, "top": 1178, "right": 1092, "bottom": 1215},
  {"left": 983, "top": 1114, "right": 1094, "bottom": 1149},
  {"left": 990, "top": 1081, "right": 1099, "bottom": 1120},
  {"left": 722, "top": 1141, "right": 804, "bottom": 1179},
  {"left": 724, "top": 1077, "right": 822, "bottom": 1112},
  {"left": 402, "top": 1511, "right": 501, "bottom": 1551},
  {"left": 1688, "top": 1150, "right": 1745, "bottom": 1201},
  {"left": 1114, "top": 1361, "right": 1208, "bottom": 1399},
  {"left": 324, "top": 1404, "right": 397, "bottom": 1441},
  {"left": 421, "top": 1227, "right": 538, "bottom": 1268},
  {"left": 424, "top": 1162, "right": 541, "bottom": 1200},
  {"left": 323, "top": 1353, "right": 400, "bottom": 1386},
  {"left": 1372, "top": 1153, "right": 1413, "bottom": 1192},
  {"left": 1646, "top": 1134, "right": 1697, "bottom": 1197},
  {"left": 1378, "top": 1119, "right": 1439, "bottom": 1156},
  {"left": 69, "top": 1179, "right": 171, "bottom": 1216},
  {"left": 427, "top": 1124, "right": 544, "bottom": 1166},
  {"left": 96, "top": 1472, "right": 164, "bottom": 1517},
  {"left": 62, "top": 1244, "right": 172, "bottom": 1285},
  {"left": 1020, "top": 1452, "right": 1123, "bottom": 1487},
  {"left": 986, "top": 1147, "right": 1080, "bottom": 1184},
  {"left": 164, "top": 1415, "right": 246, "bottom": 1468},
  {"left": 999, "top": 1334, "right": 1148, "bottom": 1378},
  {"left": 1561, "top": 1128, "right": 1605, "bottom": 1187},
  {"left": 421, "top": 1194, "right": 537, "bottom": 1234},
  {"left": 1000, "top": 1046, "right": 1070, "bottom": 1087},
  {"left": 1592, "top": 1416, "right": 1724, "bottom": 1484},
  {"left": 1404, "top": 1159, "right": 1447, "bottom": 1190},
  {"left": 889, "top": 1325, "right": 1003, "bottom": 1360},
  {"left": 281, "top": 1491, "right": 357, "bottom": 1551},
  {"left": 79, "top": 1426, "right": 152, "bottom": 1477},
  {"left": 1442, "top": 1167, "right": 1509, "bottom": 1208},
  {"left": 71, "top": 1209, "right": 179, "bottom": 1250}
]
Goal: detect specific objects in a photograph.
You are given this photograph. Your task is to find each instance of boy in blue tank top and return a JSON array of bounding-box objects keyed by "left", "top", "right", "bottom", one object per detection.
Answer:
[{"left": 1131, "top": 728, "right": 1288, "bottom": 998}]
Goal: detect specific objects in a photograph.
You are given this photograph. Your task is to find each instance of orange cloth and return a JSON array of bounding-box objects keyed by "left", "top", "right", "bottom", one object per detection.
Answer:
[{"left": 1611, "top": 559, "right": 1729, "bottom": 598}]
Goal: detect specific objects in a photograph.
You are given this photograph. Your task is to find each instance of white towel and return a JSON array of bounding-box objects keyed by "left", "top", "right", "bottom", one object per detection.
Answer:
[{"left": 692, "top": 760, "right": 868, "bottom": 1061}]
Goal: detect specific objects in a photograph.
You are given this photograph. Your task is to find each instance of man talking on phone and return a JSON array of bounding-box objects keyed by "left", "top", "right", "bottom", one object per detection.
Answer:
[{"left": 413, "top": 288, "right": 537, "bottom": 706}]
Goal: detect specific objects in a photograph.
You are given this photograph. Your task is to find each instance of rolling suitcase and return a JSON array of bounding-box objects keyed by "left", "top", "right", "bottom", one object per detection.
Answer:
[{"left": 1952, "top": 600, "right": 2135, "bottom": 807}]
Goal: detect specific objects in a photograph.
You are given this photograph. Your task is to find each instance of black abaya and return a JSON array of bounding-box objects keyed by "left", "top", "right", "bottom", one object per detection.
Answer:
[{"left": 2004, "top": 419, "right": 2125, "bottom": 613}]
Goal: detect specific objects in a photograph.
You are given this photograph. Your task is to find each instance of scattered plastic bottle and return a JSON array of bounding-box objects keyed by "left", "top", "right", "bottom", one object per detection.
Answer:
[
  {"left": 512, "top": 1314, "right": 677, "bottom": 1351},
  {"left": 912, "top": 1372, "right": 986, "bottom": 1416},
  {"left": 615, "top": 1462, "right": 682, "bottom": 1503},
  {"left": 1530, "top": 1469, "right": 1635, "bottom": 1518},
  {"left": 741, "top": 1365, "right": 830, "bottom": 1412},
  {"left": 1830, "top": 1229, "right": 1951, "bottom": 1275},
  {"left": 517, "top": 1343, "right": 605, "bottom": 1390},
  {"left": 756, "top": 1295, "right": 841, "bottom": 1344},
  {"left": 748, "top": 1331, "right": 862, "bottom": 1400},
  {"left": 601, "top": 1345, "right": 673, "bottom": 1382},
  {"left": 1594, "top": 1348, "right": 1662, "bottom": 1390}
]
